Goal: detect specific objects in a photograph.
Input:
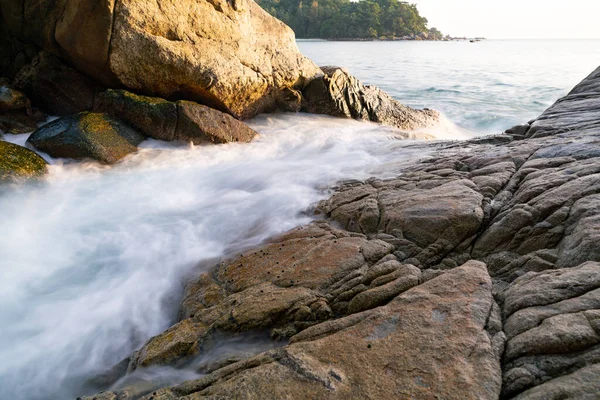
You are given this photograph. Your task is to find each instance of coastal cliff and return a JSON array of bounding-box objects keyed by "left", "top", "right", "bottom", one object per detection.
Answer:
[{"left": 78, "top": 67, "right": 600, "bottom": 400}]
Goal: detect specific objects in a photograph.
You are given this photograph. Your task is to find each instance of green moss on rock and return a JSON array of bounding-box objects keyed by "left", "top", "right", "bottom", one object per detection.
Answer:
[
  {"left": 94, "top": 89, "right": 178, "bottom": 141},
  {"left": 0, "top": 140, "right": 47, "bottom": 183},
  {"left": 27, "top": 112, "right": 145, "bottom": 164}
]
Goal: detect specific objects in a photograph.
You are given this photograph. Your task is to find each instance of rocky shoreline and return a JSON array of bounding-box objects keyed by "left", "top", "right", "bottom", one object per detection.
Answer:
[
  {"left": 73, "top": 66, "right": 600, "bottom": 399},
  {"left": 1, "top": 1, "right": 599, "bottom": 399}
]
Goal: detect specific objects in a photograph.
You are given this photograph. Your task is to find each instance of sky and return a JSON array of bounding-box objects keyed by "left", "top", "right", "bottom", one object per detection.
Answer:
[{"left": 412, "top": 0, "right": 600, "bottom": 39}]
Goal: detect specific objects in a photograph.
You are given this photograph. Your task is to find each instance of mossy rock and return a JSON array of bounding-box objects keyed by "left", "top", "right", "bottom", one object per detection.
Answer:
[
  {"left": 27, "top": 112, "right": 144, "bottom": 164},
  {"left": 94, "top": 89, "right": 259, "bottom": 144},
  {"left": 94, "top": 89, "right": 178, "bottom": 141},
  {"left": 0, "top": 140, "right": 47, "bottom": 183}
]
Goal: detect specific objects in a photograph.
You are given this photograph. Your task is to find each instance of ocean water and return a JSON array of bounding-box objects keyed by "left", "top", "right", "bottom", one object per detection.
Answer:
[
  {"left": 298, "top": 39, "right": 600, "bottom": 133},
  {"left": 0, "top": 40, "right": 598, "bottom": 399}
]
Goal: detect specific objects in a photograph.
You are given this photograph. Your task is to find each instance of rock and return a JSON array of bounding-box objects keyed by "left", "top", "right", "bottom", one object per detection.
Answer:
[
  {"left": 132, "top": 261, "right": 501, "bottom": 400},
  {"left": 0, "top": 112, "right": 38, "bottom": 134},
  {"left": 93, "top": 90, "right": 179, "bottom": 142},
  {"left": 320, "top": 172, "right": 485, "bottom": 268},
  {"left": 346, "top": 264, "right": 421, "bottom": 314},
  {"left": 1, "top": 0, "right": 321, "bottom": 119},
  {"left": 81, "top": 65, "right": 600, "bottom": 399},
  {"left": 12, "top": 52, "right": 102, "bottom": 116},
  {"left": 0, "top": 9, "right": 38, "bottom": 80},
  {"left": 499, "top": 262, "right": 600, "bottom": 398},
  {"left": 175, "top": 100, "right": 258, "bottom": 144},
  {"left": 302, "top": 66, "right": 439, "bottom": 130},
  {"left": 512, "top": 364, "right": 600, "bottom": 400},
  {"left": 526, "top": 66, "right": 600, "bottom": 139},
  {"left": 94, "top": 90, "right": 258, "bottom": 144},
  {"left": 505, "top": 123, "right": 530, "bottom": 137},
  {"left": 27, "top": 112, "right": 144, "bottom": 164},
  {"left": 0, "top": 140, "right": 47, "bottom": 183},
  {"left": 0, "top": 84, "right": 39, "bottom": 133},
  {"left": 0, "top": 85, "right": 31, "bottom": 113}
]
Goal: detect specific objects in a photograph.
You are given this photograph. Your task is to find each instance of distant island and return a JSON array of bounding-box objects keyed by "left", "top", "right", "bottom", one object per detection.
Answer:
[{"left": 257, "top": 0, "right": 449, "bottom": 40}]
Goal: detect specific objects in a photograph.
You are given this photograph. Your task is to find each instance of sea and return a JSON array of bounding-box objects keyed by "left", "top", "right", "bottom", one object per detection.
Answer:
[{"left": 1, "top": 39, "right": 599, "bottom": 399}]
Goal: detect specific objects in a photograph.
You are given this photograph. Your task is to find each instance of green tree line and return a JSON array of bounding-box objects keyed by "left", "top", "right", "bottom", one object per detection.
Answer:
[{"left": 257, "top": 0, "right": 443, "bottom": 40}]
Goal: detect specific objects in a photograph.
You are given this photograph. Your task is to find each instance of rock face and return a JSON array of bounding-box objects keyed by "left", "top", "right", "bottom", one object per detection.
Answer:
[
  {"left": 0, "top": 84, "right": 39, "bottom": 134},
  {"left": 303, "top": 66, "right": 440, "bottom": 130},
  {"left": 0, "top": 140, "right": 47, "bottom": 183},
  {"left": 12, "top": 52, "right": 102, "bottom": 116},
  {"left": 136, "top": 262, "right": 500, "bottom": 400},
  {"left": 94, "top": 90, "right": 258, "bottom": 144},
  {"left": 81, "top": 65, "right": 600, "bottom": 400},
  {"left": 501, "top": 262, "right": 600, "bottom": 399},
  {"left": 27, "top": 112, "right": 144, "bottom": 164},
  {"left": 0, "top": 0, "right": 321, "bottom": 119}
]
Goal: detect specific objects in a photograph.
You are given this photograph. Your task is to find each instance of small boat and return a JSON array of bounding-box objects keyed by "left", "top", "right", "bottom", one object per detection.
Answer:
[{"left": 470, "top": 39, "right": 475, "bottom": 43}]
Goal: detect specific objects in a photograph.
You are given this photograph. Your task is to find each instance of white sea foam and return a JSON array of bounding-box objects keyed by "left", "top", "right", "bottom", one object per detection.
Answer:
[{"left": 0, "top": 112, "right": 471, "bottom": 399}]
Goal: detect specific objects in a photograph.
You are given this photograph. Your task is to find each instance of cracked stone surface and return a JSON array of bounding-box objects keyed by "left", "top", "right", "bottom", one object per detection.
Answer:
[
  {"left": 302, "top": 66, "right": 440, "bottom": 131},
  {"left": 81, "top": 66, "right": 600, "bottom": 399}
]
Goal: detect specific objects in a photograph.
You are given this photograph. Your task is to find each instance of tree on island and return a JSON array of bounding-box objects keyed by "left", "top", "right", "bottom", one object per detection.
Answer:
[{"left": 257, "top": 0, "right": 443, "bottom": 39}]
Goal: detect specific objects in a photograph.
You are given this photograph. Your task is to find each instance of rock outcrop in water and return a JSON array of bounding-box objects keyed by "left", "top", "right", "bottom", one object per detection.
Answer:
[
  {"left": 303, "top": 66, "right": 440, "bottom": 131},
  {"left": 81, "top": 67, "right": 600, "bottom": 399}
]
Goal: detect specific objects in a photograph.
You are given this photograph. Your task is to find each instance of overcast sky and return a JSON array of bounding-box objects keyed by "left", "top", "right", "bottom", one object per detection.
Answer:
[{"left": 412, "top": 0, "right": 600, "bottom": 39}]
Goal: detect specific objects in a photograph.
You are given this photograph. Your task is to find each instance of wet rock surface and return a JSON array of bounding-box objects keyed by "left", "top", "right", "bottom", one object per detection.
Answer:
[
  {"left": 27, "top": 112, "right": 144, "bottom": 164},
  {"left": 0, "top": 140, "right": 47, "bottom": 183},
  {"left": 303, "top": 66, "right": 440, "bottom": 130},
  {"left": 81, "top": 65, "right": 600, "bottom": 399}
]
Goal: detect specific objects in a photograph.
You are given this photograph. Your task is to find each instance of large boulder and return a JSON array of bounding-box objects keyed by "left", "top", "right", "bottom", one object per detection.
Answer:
[
  {"left": 27, "top": 112, "right": 144, "bottom": 164},
  {"left": 302, "top": 66, "right": 440, "bottom": 130},
  {"left": 94, "top": 90, "right": 258, "bottom": 144},
  {"left": 0, "top": 140, "right": 47, "bottom": 183},
  {"left": 0, "top": 0, "right": 321, "bottom": 119}
]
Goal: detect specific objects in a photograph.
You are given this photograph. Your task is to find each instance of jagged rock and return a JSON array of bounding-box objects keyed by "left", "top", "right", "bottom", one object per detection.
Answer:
[
  {"left": 320, "top": 172, "right": 485, "bottom": 267},
  {"left": 302, "top": 66, "right": 439, "bottom": 130},
  {"left": 0, "top": 140, "right": 47, "bottom": 183},
  {"left": 526, "top": 66, "right": 600, "bottom": 139},
  {"left": 126, "top": 261, "right": 501, "bottom": 400},
  {"left": 512, "top": 364, "right": 600, "bottom": 400},
  {"left": 27, "top": 112, "right": 144, "bottom": 164},
  {"left": 499, "top": 262, "right": 600, "bottom": 398},
  {"left": 80, "top": 64, "right": 600, "bottom": 400},
  {"left": 1, "top": 0, "right": 321, "bottom": 119},
  {"left": 12, "top": 52, "right": 102, "bottom": 116},
  {"left": 94, "top": 89, "right": 258, "bottom": 144}
]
